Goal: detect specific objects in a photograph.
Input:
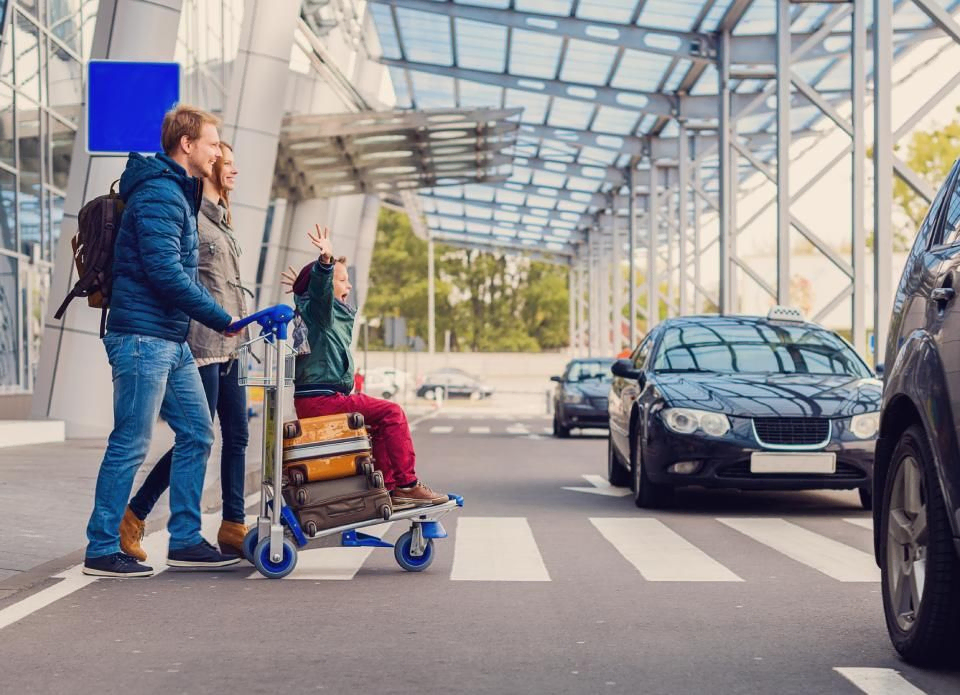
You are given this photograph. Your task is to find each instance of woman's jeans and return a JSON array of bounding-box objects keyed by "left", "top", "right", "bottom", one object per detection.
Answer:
[
  {"left": 129, "top": 359, "right": 249, "bottom": 524},
  {"left": 86, "top": 334, "right": 213, "bottom": 559}
]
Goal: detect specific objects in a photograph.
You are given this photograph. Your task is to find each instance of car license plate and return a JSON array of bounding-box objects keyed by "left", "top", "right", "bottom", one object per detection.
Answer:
[{"left": 750, "top": 452, "right": 836, "bottom": 474}]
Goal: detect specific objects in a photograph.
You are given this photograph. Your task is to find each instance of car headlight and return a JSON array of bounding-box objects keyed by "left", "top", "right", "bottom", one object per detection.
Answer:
[
  {"left": 662, "top": 408, "right": 731, "bottom": 437},
  {"left": 849, "top": 412, "right": 880, "bottom": 439},
  {"left": 563, "top": 392, "right": 584, "bottom": 404}
]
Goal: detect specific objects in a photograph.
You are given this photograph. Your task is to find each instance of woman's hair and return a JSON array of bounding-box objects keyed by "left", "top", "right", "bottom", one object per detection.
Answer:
[{"left": 210, "top": 141, "right": 234, "bottom": 225}]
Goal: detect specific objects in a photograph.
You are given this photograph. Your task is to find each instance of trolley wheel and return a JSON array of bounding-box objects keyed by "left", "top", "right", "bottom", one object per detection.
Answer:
[
  {"left": 372, "top": 470, "right": 385, "bottom": 488},
  {"left": 380, "top": 504, "right": 392, "bottom": 521},
  {"left": 253, "top": 537, "right": 298, "bottom": 579},
  {"left": 242, "top": 528, "right": 259, "bottom": 563},
  {"left": 290, "top": 468, "right": 306, "bottom": 486},
  {"left": 296, "top": 489, "right": 307, "bottom": 506},
  {"left": 359, "top": 457, "right": 374, "bottom": 476},
  {"left": 394, "top": 531, "right": 434, "bottom": 572},
  {"left": 305, "top": 520, "right": 319, "bottom": 537},
  {"left": 348, "top": 413, "right": 365, "bottom": 430}
]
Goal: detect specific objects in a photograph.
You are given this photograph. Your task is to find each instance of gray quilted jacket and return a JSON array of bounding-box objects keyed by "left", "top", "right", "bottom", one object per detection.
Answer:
[{"left": 186, "top": 198, "right": 250, "bottom": 365}]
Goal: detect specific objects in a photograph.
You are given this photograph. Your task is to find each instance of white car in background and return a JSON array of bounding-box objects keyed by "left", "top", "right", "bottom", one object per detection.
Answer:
[{"left": 361, "top": 367, "right": 411, "bottom": 399}]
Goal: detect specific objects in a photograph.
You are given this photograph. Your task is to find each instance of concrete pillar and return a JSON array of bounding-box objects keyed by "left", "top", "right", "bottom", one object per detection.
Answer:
[
  {"left": 33, "top": 0, "right": 185, "bottom": 436},
  {"left": 220, "top": 0, "right": 302, "bottom": 288}
]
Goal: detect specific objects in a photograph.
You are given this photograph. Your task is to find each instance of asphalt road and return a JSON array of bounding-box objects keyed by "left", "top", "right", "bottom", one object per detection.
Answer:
[{"left": 2, "top": 411, "right": 959, "bottom": 695}]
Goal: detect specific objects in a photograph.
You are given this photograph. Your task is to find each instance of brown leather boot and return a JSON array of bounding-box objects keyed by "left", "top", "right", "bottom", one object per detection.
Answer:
[
  {"left": 217, "top": 520, "right": 248, "bottom": 557},
  {"left": 119, "top": 506, "right": 147, "bottom": 561}
]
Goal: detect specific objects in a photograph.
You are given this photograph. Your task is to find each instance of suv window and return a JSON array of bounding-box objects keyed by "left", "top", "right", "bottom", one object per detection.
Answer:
[{"left": 932, "top": 163, "right": 960, "bottom": 246}]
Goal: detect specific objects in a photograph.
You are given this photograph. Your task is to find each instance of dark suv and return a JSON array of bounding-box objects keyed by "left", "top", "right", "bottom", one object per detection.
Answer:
[{"left": 875, "top": 160, "right": 960, "bottom": 666}]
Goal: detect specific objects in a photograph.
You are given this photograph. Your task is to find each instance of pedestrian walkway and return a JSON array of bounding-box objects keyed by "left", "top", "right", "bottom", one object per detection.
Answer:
[{"left": 238, "top": 513, "right": 877, "bottom": 585}]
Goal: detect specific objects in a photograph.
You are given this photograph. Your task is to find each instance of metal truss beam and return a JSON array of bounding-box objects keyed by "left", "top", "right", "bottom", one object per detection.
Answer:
[
  {"left": 515, "top": 155, "right": 629, "bottom": 186},
  {"left": 370, "top": 0, "right": 714, "bottom": 61},
  {"left": 425, "top": 211, "right": 585, "bottom": 242},
  {"left": 379, "top": 58, "right": 845, "bottom": 121},
  {"left": 424, "top": 183, "right": 610, "bottom": 208},
  {"left": 421, "top": 198, "right": 588, "bottom": 227}
]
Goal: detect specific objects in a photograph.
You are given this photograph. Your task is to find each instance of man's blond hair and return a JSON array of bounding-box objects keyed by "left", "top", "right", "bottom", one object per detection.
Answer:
[{"left": 161, "top": 104, "right": 220, "bottom": 156}]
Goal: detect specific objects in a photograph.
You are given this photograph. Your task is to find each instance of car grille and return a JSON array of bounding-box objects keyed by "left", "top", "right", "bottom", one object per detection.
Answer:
[
  {"left": 753, "top": 417, "right": 830, "bottom": 447},
  {"left": 717, "top": 461, "right": 865, "bottom": 480}
]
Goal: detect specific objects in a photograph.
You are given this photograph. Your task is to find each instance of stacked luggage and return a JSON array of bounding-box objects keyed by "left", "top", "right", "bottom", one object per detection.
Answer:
[{"left": 281, "top": 413, "right": 391, "bottom": 537}]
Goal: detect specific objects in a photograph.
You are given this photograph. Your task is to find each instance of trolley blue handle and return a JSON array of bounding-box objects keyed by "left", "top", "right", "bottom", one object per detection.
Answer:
[{"left": 227, "top": 304, "right": 295, "bottom": 341}]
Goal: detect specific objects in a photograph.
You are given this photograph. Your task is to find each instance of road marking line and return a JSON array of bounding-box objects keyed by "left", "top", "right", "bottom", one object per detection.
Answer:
[
  {"left": 451, "top": 517, "right": 550, "bottom": 582},
  {"left": 429, "top": 426, "right": 454, "bottom": 434},
  {"left": 718, "top": 518, "right": 880, "bottom": 582},
  {"left": 468, "top": 426, "right": 491, "bottom": 434},
  {"left": 590, "top": 518, "right": 743, "bottom": 582},
  {"left": 0, "top": 497, "right": 237, "bottom": 632},
  {"left": 542, "top": 427, "right": 552, "bottom": 434},
  {"left": 844, "top": 518, "right": 873, "bottom": 531},
  {"left": 563, "top": 475, "right": 631, "bottom": 497},
  {"left": 248, "top": 523, "right": 393, "bottom": 580},
  {"left": 506, "top": 424, "right": 530, "bottom": 435},
  {"left": 834, "top": 668, "right": 927, "bottom": 694}
]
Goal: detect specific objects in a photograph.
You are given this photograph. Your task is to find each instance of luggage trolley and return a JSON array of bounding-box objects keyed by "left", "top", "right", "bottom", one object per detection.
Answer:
[{"left": 231, "top": 305, "right": 463, "bottom": 580}]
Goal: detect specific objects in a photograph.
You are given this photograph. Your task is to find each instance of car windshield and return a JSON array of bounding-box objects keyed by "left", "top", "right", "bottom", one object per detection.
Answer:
[
  {"left": 566, "top": 360, "right": 614, "bottom": 382},
  {"left": 652, "top": 322, "right": 872, "bottom": 378}
]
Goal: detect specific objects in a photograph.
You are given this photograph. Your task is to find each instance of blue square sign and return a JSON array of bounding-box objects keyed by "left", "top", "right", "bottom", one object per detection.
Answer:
[{"left": 86, "top": 61, "right": 181, "bottom": 154}]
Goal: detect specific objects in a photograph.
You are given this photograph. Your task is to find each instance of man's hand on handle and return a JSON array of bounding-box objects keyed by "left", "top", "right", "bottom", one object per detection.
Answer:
[{"left": 224, "top": 316, "right": 243, "bottom": 336}]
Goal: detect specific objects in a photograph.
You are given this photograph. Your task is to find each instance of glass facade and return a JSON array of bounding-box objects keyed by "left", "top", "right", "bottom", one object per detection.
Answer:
[
  {"left": 0, "top": 0, "right": 245, "bottom": 394},
  {"left": 0, "top": 0, "right": 97, "bottom": 393}
]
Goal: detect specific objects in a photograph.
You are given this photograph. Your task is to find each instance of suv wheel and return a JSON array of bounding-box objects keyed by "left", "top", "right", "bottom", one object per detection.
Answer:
[
  {"left": 630, "top": 431, "right": 671, "bottom": 509},
  {"left": 880, "top": 425, "right": 960, "bottom": 666},
  {"left": 553, "top": 412, "right": 570, "bottom": 438},
  {"left": 607, "top": 437, "right": 631, "bottom": 487},
  {"left": 858, "top": 486, "right": 873, "bottom": 511}
]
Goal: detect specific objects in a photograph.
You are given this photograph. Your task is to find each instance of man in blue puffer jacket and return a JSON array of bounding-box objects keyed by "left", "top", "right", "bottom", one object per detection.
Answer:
[{"left": 83, "top": 105, "right": 242, "bottom": 577}]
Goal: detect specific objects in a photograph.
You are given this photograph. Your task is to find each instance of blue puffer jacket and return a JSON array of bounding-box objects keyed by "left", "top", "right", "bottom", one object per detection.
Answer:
[{"left": 106, "top": 153, "right": 232, "bottom": 342}]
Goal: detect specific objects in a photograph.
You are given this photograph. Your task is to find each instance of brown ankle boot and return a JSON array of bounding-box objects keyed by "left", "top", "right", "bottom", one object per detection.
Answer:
[
  {"left": 119, "top": 506, "right": 147, "bottom": 561},
  {"left": 217, "top": 520, "right": 248, "bottom": 557}
]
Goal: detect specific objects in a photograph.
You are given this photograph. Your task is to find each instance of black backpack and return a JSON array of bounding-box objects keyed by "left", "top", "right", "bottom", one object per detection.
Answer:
[{"left": 54, "top": 181, "right": 124, "bottom": 337}]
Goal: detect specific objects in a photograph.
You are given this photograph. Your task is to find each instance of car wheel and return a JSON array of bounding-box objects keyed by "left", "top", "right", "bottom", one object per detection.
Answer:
[
  {"left": 630, "top": 430, "right": 671, "bottom": 509},
  {"left": 423, "top": 388, "right": 436, "bottom": 400},
  {"left": 880, "top": 424, "right": 960, "bottom": 666},
  {"left": 858, "top": 486, "right": 873, "bottom": 511},
  {"left": 553, "top": 413, "right": 570, "bottom": 439},
  {"left": 607, "top": 437, "right": 631, "bottom": 487}
]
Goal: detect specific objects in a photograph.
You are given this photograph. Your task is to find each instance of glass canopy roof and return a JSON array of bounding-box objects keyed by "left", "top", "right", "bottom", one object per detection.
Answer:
[{"left": 366, "top": 0, "right": 959, "bottom": 258}]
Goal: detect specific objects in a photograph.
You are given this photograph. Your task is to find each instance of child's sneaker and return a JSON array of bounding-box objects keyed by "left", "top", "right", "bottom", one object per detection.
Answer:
[{"left": 391, "top": 481, "right": 448, "bottom": 508}]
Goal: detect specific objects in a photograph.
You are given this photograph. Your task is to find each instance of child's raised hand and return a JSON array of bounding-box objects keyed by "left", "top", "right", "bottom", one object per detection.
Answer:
[
  {"left": 280, "top": 265, "right": 298, "bottom": 294},
  {"left": 308, "top": 224, "right": 333, "bottom": 261}
]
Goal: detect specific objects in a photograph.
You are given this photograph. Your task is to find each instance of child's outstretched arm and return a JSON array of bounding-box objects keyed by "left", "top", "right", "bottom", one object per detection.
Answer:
[{"left": 281, "top": 225, "right": 336, "bottom": 327}]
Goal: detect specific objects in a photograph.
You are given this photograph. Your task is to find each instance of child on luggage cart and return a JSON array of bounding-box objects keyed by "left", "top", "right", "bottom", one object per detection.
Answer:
[{"left": 280, "top": 225, "right": 447, "bottom": 510}]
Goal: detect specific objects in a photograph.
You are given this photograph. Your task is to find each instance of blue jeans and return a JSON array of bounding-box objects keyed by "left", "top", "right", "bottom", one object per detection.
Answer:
[
  {"left": 85, "top": 333, "right": 214, "bottom": 559},
  {"left": 129, "top": 360, "right": 248, "bottom": 523}
]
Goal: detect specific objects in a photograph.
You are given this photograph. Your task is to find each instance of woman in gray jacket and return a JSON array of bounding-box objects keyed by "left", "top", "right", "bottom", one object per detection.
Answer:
[{"left": 120, "top": 142, "right": 252, "bottom": 559}]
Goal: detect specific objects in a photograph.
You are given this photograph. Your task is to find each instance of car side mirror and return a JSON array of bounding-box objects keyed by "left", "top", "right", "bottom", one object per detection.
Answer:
[
  {"left": 550, "top": 375, "right": 563, "bottom": 383},
  {"left": 611, "top": 358, "right": 640, "bottom": 380},
  {"left": 875, "top": 363, "right": 884, "bottom": 378}
]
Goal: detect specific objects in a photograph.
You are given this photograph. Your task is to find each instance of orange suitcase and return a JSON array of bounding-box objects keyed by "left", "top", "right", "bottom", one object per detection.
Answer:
[{"left": 282, "top": 413, "right": 374, "bottom": 486}]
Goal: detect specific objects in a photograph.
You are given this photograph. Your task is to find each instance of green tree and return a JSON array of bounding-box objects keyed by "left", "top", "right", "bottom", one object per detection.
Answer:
[
  {"left": 892, "top": 119, "right": 960, "bottom": 250},
  {"left": 364, "top": 208, "right": 570, "bottom": 351}
]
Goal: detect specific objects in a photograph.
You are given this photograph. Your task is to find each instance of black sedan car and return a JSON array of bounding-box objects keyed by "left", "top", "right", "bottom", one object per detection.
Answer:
[
  {"left": 873, "top": 157, "right": 960, "bottom": 666},
  {"left": 416, "top": 368, "right": 494, "bottom": 400},
  {"left": 607, "top": 310, "right": 881, "bottom": 510},
  {"left": 551, "top": 358, "right": 615, "bottom": 437}
]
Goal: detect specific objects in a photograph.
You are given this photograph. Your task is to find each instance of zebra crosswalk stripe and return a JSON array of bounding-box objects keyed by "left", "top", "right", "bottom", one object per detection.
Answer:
[
  {"left": 834, "top": 668, "right": 927, "bottom": 695},
  {"left": 248, "top": 523, "right": 394, "bottom": 581},
  {"left": 468, "top": 426, "right": 491, "bottom": 434},
  {"left": 844, "top": 518, "right": 873, "bottom": 531},
  {"left": 429, "top": 426, "right": 453, "bottom": 434},
  {"left": 718, "top": 518, "right": 880, "bottom": 582},
  {"left": 591, "top": 518, "right": 743, "bottom": 582},
  {"left": 451, "top": 517, "right": 550, "bottom": 582}
]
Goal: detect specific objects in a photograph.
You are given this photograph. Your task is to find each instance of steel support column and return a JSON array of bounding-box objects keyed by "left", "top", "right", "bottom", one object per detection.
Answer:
[
  {"left": 578, "top": 257, "right": 587, "bottom": 357},
  {"left": 852, "top": 0, "right": 867, "bottom": 354},
  {"left": 611, "top": 196, "right": 623, "bottom": 352},
  {"left": 568, "top": 262, "right": 576, "bottom": 357},
  {"left": 427, "top": 230, "right": 436, "bottom": 353},
  {"left": 678, "top": 127, "right": 690, "bottom": 315},
  {"left": 718, "top": 29, "right": 733, "bottom": 315},
  {"left": 776, "top": 0, "right": 791, "bottom": 304},
  {"left": 648, "top": 163, "right": 659, "bottom": 331},
  {"left": 874, "top": 0, "right": 893, "bottom": 365},
  {"left": 628, "top": 165, "right": 638, "bottom": 345},
  {"left": 599, "top": 231, "right": 612, "bottom": 356},
  {"left": 693, "top": 137, "right": 703, "bottom": 314},
  {"left": 665, "top": 169, "right": 676, "bottom": 318}
]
